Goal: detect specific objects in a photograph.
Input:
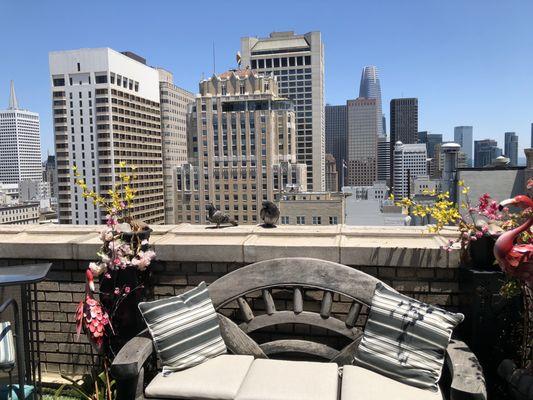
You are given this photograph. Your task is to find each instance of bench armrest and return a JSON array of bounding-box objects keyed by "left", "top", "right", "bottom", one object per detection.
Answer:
[
  {"left": 111, "top": 332, "right": 154, "bottom": 380},
  {"left": 445, "top": 339, "right": 487, "bottom": 400}
]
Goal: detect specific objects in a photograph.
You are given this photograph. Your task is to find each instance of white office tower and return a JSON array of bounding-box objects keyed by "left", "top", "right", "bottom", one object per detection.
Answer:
[
  {"left": 49, "top": 48, "right": 164, "bottom": 225},
  {"left": 0, "top": 81, "right": 42, "bottom": 184},
  {"left": 393, "top": 142, "right": 427, "bottom": 199},
  {"left": 241, "top": 31, "right": 325, "bottom": 191},
  {"left": 157, "top": 68, "right": 195, "bottom": 224}
]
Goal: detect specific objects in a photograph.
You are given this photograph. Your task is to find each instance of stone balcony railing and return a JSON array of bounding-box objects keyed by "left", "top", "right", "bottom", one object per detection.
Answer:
[{"left": 0, "top": 224, "right": 465, "bottom": 378}]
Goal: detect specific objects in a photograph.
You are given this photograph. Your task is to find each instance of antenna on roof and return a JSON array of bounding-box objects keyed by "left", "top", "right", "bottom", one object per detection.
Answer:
[{"left": 212, "top": 42, "right": 216, "bottom": 75}]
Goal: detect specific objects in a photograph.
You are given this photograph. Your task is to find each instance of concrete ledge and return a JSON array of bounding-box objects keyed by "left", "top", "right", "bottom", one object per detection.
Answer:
[{"left": 0, "top": 224, "right": 461, "bottom": 268}]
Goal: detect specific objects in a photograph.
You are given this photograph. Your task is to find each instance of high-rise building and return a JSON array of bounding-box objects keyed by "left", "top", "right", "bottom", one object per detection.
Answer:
[
  {"left": 0, "top": 81, "right": 42, "bottom": 184},
  {"left": 325, "top": 153, "right": 339, "bottom": 192},
  {"left": 175, "top": 69, "right": 306, "bottom": 224},
  {"left": 392, "top": 142, "right": 427, "bottom": 199},
  {"left": 531, "top": 123, "right": 533, "bottom": 148},
  {"left": 157, "top": 68, "right": 195, "bottom": 224},
  {"left": 417, "top": 131, "right": 443, "bottom": 158},
  {"left": 504, "top": 131, "right": 519, "bottom": 166},
  {"left": 241, "top": 31, "right": 325, "bottom": 191},
  {"left": 474, "top": 139, "right": 502, "bottom": 167},
  {"left": 377, "top": 136, "right": 390, "bottom": 182},
  {"left": 49, "top": 48, "right": 164, "bottom": 225},
  {"left": 454, "top": 126, "right": 473, "bottom": 167},
  {"left": 390, "top": 98, "right": 418, "bottom": 187},
  {"left": 43, "top": 154, "right": 58, "bottom": 200},
  {"left": 325, "top": 105, "right": 347, "bottom": 188},
  {"left": 346, "top": 98, "right": 378, "bottom": 186},
  {"left": 359, "top": 66, "right": 384, "bottom": 136}
]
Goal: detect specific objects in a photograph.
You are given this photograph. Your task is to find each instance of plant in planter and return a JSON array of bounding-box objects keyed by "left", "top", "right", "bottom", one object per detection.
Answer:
[
  {"left": 68, "top": 163, "right": 156, "bottom": 399},
  {"left": 395, "top": 182, "right": 508, "bottom": 267}
]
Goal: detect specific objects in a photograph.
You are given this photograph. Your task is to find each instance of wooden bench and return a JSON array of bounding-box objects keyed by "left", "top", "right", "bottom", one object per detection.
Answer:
[{"left": 111, "top": 257, "right": 487, "bottom": 400}]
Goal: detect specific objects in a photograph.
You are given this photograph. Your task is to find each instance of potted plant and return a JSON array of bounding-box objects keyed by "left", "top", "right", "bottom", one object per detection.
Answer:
[
  {"left": 395, "top": 181, "right": 507, "bottom": 269},
  {"left": 67, "top": 163, "right": 156, "bottom": 399}
]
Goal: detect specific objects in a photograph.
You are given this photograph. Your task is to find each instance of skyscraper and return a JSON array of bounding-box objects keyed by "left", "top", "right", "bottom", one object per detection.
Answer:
[
  {"left": 0, "top": 81, "right": 42, "bottom": 184},
  {"left": 325, "top": 153, "right": 339, "bottom": 192},
  {"left": 346, "top": 98, "right": 378, "bottom": 186},
  {"left": 504, "top": 132, "right": 519, "bottom": 166},
  {"left": 157, "top": 68, "right": 195, "bottom": 224},
  {"left": 390, "top": 98, "right": 418, "bottom": 186},
  {"left": 474, "top": 139, "right": 502, "bottom": 167},
  {"left": 49, "top": 48, "right": 164, "bottom": 225},
  {"left": 377, "top": 136, "right": 390, "bottom": 182},
  {"left": 325, "top": 105, "right": 347, "bottom": 188},
  {"left": 175, "top": 70, "right": 306, "bottom": 224},
  {"left": 241, "top": 31, "right": 325, "bottom": 191},
  {"left": 392, "top": 142, "right": 427, "bottom": 199},
  {"left": 417, "top": 131, "right": 442, "bottom": 158},
  {"left": 454, "top": 126, "right": 473, "bottom": 167},
  {"left": 359, "top": 66, "right": 383, "bottom": 136}
]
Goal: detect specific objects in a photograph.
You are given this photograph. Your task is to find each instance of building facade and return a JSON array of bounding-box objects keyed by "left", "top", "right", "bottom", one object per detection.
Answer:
[
  {"left": 157, "top": 68, "right": 195, "bottom": 223},
  {"left": 417, "top": 131, "right": 442, "bottom": 158},
  {"left": 359, "top": 66, "right": 384, "bottom": 136},
  {"left": 49, "top": 48, "right": 164, "bottom": 225},
  {"left": 43, "top": 154, "right": 58, "bottom": 201},
  {"left": 346, "top": 98, "right": 378, "bottom": 186},
  {"left": 241, "top": 31, "right": 325, "bottom": 191},
  {"left": 325, "top": 104, "right": 347, "bottom": 188},
  {"left": 390, "top": 98, "right": 418, "bottom": 184},
  {"left": 454, "top": 126, "right": 473, "bottom": 167},
  {"left": 275, "top": 191, "right": 346, "bottom": 225},
  {"left": 377, "top": 136, "right": 390, "bottom": 183},
  {"left": 325, "top": 153, "right": 339, "bottom": 192},
  {"left": 392, "top": 142, "right": 427, "bottom": 199},
  {"left": 0, "top": 202, "right": 39, "bottom": 225},
  {"left": 175, "top": 69, "right": 306, "bottom": 225},
  {"left": 504, "top": 131, "right": 519, "bottom": 166},
  {"left": 0, "top": 81, "right": 42, "bottom": 184},
  {"left": 474, "top": 139, "right": 502, "bottom": 167}
]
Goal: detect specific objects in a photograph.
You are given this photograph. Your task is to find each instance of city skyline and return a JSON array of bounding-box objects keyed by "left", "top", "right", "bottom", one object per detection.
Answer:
[{"left": 0, "top": 1, "right": 531, "bottom": 160}]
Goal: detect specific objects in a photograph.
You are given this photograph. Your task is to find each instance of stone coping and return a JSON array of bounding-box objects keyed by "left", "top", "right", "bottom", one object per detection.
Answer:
[{"left": 0, "top": 224, "right": 460, "bottom": 268}]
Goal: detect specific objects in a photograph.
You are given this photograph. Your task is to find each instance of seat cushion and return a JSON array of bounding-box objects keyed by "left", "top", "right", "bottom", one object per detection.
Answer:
[
  {"left": 354, "top": 283, "right": 464, "bottom": 390},
  {"left": 138, "top": 282, "right": 227, "bottom": 374},
  {"left": 145, "top": 354, "right": 254, "bottom": 399},
  {"left": 235, "top": 359, "right": 339, "bottom": 400},
  {"left": 341, "top": 366, "right": 443, "bottom": 400}
]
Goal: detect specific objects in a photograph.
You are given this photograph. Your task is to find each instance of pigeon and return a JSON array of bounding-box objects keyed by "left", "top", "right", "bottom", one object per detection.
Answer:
[
  {"left": 207, "top": 204, "right": 238, "bottom": 228},
  {"left": 260, "top": 201, "right": 280, "bottom": 227}
]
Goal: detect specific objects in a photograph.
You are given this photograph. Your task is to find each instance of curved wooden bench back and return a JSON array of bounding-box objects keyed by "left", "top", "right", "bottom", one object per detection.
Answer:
[{"left": 208, "top": 257, "right": 381, "bottom": 362}]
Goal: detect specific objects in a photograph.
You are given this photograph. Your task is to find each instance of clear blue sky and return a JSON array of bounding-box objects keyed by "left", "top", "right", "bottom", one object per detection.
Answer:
[{"left": 1, "top": 0, "right": 532, "bottom": 159}]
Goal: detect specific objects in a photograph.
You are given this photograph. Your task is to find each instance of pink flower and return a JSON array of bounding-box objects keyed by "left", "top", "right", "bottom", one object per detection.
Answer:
[
  {"left": 114, "top": 287, "right": 120, "bottom": 295},
  {"left": 124, "top": 286, "right": 131, "bottom": 294},
  {"left": 475, "top": 231, "right": 483, "bottom": 239},
  {"left": 88, "top": 262, "right": 106, "bottom": 277},
  {"left": 104, "top": 273, "right": 111, "bottom": 279}
]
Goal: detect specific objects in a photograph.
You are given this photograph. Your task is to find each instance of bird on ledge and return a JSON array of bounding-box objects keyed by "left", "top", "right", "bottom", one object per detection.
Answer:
[
  {"left": 207, "top": 204, "right": 238, "bottom": 228},
  {"left": 260, "top": 201, "right": 280, "bottom": 228}
]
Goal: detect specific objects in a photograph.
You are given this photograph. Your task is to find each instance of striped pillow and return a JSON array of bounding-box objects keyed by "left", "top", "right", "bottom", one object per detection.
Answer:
[
  {"left": 354, "top": 283, "right": 464, "bottom": 391},
  {"left": 138, "top": 282, "right": 227, "bottom": 375},
  {"left": 0, "top": 321, "right": 15, "bottom": 369}
]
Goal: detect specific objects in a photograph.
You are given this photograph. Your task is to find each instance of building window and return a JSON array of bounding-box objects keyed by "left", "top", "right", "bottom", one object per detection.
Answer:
[
  {"left": 281, "top": 216, "right": 290, "bottom": 224},
  {"left": 312, "top": 216, "right": 322, "bottom": 225},
  {"left": 95, "top": 75, "right": 107, "bottom": 84},
  {"left": 296, "top": 216, "right": 305, "bottom": 225},
  {"left": 329, "top": 216, "right": 338, "bottom": 225},
  {"left": 77, "top": 63, "right": 81, "bottom": 71}
]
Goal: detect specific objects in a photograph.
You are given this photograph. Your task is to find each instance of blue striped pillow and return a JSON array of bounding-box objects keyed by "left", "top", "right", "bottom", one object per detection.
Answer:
[
  {"left": 354, "top": 283, "right": 464, "bottom": 391},
  {"left": 139, "top": 282, "right": 227, "bottom": 375}
]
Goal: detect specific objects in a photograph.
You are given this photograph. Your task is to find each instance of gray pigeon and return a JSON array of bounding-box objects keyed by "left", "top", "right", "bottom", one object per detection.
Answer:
[
  {"left": 260, "top": 201, "right": 280, "bottom": 227},
  {"left": 207, "top": 204, "right": 238, "bottom": 228}
]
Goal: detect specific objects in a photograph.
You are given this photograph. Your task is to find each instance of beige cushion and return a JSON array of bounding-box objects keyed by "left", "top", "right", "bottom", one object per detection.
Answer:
[
  {"left": 235, "top": 359, "right": 339, "bottom": 400},
  {"left": 341, "top": 366, "right": 443, "bottom": 400},
  {"left": 145, "top": 354, "right": 254, "bottom": 399}
]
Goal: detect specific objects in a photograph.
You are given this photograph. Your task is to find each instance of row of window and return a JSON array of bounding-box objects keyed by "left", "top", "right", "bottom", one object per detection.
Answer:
[
  {"left": 251, "top": 56, "right": 311, "bottom": 69},
  {"left": 280, "top": 216, "right": 338, "bottom": 225}
]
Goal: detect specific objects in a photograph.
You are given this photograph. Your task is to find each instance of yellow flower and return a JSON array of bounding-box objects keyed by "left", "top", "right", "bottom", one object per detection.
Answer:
[
  {"left": 458, "top": 180, "right": 465, "bottom": 187},
  {"left": 119, "top": 161, "right": 126, "bottom": 168},
  {"left": 462, "top": 186, "right": 470, "bottom": 194}
]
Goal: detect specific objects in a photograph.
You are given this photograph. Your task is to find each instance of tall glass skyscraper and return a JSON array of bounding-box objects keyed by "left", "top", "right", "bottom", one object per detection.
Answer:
[
  {"left": 504, "top": 132, "right": 518, "bottom": 166},
  {"left": 325, "top": 105, "right": 347, "bottom": 188},
  {"left": 359, "top": 66, "right": 383, "bottom": 137},
  {"left": 454, "top": 126, "right": 473, "bottom": 167}
]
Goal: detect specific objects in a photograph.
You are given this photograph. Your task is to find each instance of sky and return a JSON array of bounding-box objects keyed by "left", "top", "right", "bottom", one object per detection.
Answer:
[{"left": 0, "top": 0, "right": 532, "bottom": 160}]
